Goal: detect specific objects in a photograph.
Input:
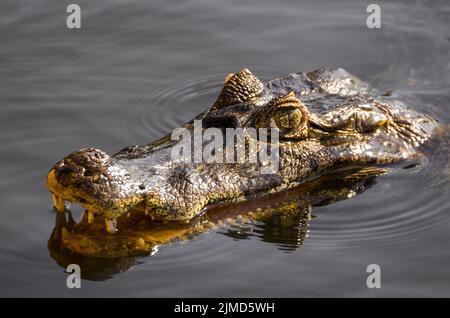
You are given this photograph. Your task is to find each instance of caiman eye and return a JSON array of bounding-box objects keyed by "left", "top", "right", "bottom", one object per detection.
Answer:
[
  {"left": 272, "top": 108, "right": 302, "bottom": 132},
  {"left": 254, "top": 92, "right": 310, "bottom": 139}
]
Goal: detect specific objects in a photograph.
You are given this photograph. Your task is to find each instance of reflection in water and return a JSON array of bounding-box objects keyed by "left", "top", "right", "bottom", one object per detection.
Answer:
[
  {"left": 223, "top": 206, "right": 312, "bottom": 252},
  {"left": 48, "top": 211, "right": 140, "bottom": 281},
  {"left": 48, "top": 168, "right": 380, "bottom": 280}
]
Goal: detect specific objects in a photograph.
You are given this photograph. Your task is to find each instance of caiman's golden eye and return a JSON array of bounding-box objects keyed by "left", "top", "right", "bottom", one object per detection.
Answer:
[
  {"left": 255, "top": 92, "right": 311, "bottom": 139},
  {"left": 272, "top": 108, "right": 303, "bottom": 132}
]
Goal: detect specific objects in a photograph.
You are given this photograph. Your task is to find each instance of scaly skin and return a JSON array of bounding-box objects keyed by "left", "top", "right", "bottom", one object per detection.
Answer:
[{"left": 47, "top": 68, "right": 440, "bottom": 235}]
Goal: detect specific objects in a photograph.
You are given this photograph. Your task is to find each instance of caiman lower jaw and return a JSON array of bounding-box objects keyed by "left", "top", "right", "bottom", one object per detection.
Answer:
[
  {"left": 50, "top": 192, "right": 287, "bottom": 258},
  {"left": 50, "top": 167, "right": 387, "bottom": 258},
  {"left": 47, "top": 169, "right": 144, "bottom": 234}
]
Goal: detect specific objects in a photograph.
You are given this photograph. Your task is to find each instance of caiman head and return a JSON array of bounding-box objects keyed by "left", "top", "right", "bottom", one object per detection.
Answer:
[{"left": 47, "top": 68, "right": 439, "bottom": 234}]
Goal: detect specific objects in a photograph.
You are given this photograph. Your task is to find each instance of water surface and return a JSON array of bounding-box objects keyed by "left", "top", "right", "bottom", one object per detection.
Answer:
[{"left": 0, "top": 0, "right": 449, "bottom": 297}]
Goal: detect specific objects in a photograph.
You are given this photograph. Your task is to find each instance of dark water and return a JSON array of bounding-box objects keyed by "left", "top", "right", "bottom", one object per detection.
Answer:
[{"left": 1, "top": 0, "right": 449, "bottom": 297}]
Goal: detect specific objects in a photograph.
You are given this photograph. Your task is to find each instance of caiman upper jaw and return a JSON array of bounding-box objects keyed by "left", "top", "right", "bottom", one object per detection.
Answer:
[
  {"left": 47, "top": 148, "right": 145, "bottom": 233},
  {"left": 47, "top": 147, "right": 213, "bottom": 234}
]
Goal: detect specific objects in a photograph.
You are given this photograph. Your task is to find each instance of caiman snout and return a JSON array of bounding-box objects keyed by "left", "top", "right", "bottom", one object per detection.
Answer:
[
  {"left": 52, "top": 148, "right": 111, "bottom": 187},
  {"left": 47, "top": 148, "right": 146, "bottom": 233}
]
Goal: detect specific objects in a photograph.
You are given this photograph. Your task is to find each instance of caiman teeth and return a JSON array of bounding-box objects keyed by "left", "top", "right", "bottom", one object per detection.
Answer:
[
  {"left": 87, "top": 210, "right": 94, "bottom": 224},
  {"left": 52, "top": 193, "right": 66, "bottom": 212},
  {"left": 144, "top": 207, "right": 155, "bottom": 220},
  {"left": 105, "top": 218, "right": 118, "bottom": 234}
]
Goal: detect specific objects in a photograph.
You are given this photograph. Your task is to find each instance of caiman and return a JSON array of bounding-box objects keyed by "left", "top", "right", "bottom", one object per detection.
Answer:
[{"left": 46, "top": 68, "right": 441, "bottom": 259}]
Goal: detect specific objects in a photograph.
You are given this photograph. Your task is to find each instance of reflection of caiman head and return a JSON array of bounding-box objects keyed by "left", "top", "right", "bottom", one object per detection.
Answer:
[
  {"left": 47, "top": 68, "right": 439, "bottom": 236},
  {"left": 48, "top": 168, "right": 380, "bottom": 279}
]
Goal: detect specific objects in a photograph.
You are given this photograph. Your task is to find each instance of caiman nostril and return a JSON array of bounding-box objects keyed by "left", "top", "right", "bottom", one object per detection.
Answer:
[
  {"left": 57, "top": 165, "right": 73, "bottom": 176},
  {"left": 83, "top": 170, "right": 93, "bottom": 177}
]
